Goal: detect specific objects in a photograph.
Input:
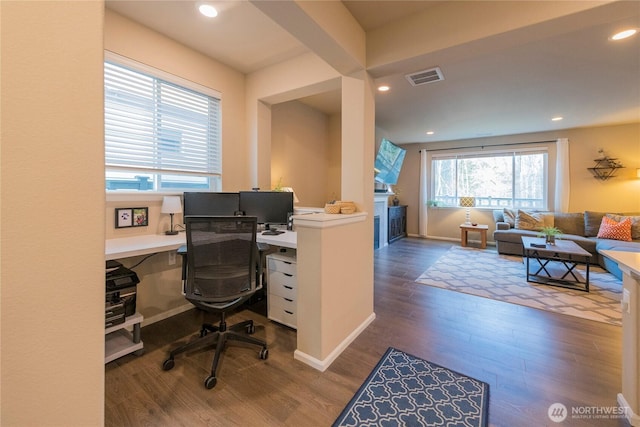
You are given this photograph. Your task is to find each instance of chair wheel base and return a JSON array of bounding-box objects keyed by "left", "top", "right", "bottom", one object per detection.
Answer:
[{"left": 204, "top": 375, "right": 217, "bottom": 389}]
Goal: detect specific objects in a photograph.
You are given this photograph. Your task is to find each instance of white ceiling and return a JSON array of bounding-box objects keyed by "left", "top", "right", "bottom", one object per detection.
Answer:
[{"left": 106, "top": 0, "right": 640, "bottom": 144}]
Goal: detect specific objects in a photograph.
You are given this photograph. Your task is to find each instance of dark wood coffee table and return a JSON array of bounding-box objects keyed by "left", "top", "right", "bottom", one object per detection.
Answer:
[{"left": 521, "top": 236, "right": 592, "bottom": 292}]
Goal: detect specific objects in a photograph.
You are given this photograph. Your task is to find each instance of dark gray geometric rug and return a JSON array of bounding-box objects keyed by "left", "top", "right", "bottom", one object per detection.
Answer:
[
  {"left": 333, "top": 347, "right": 489, "bottom": 427},
  {"left": 416, "top": 246, "right": 622, "bottom": 326}
]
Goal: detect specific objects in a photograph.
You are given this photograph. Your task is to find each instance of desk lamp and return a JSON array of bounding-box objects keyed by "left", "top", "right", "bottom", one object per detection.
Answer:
[
  {"left": 459, "top": 196, "right": 476, "bottom": 225},
  {"left": 161, "top": 196, "right": 182, "bottom": 235},
  {"left": 281, "top": 187, "right": 299, "bottom": 203}
]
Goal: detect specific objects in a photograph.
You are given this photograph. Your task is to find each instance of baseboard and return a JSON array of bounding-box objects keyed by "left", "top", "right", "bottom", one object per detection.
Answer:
[
  {"left": 618, "top": 393, "right": 640, "bottom": 426},
  {"left": 141, "top": 303, "right": 194, "bottom": 327},
  {"left": 294, "top": 312, "right": 376, "bottom": 372},
  {"left": 408, "top": 234, "right": 496, "bottom": 247}
]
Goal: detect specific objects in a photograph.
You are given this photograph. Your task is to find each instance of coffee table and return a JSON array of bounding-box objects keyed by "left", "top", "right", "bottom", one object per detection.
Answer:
[{"left": 521, "top": 236, "right": 592, "bottom": 292}]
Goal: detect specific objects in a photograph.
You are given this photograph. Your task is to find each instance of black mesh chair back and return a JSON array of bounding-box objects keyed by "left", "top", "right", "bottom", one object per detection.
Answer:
[{"left": 185, "top": 216, "right": 259, "bottom": 307}]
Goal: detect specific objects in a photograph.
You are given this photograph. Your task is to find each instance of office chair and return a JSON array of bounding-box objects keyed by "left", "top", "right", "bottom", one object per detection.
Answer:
[{"left": 162, "top": 216, "right": 268, "bottom": 389}]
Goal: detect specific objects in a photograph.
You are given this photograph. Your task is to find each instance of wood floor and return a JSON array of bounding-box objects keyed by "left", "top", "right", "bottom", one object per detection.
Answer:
[{"left": 105, "top": 238, "right": 625, "bottom": 427}]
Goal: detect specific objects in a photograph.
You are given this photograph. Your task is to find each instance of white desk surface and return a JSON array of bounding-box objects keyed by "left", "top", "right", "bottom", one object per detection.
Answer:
[
  {"left": 600, "top": 250, "right": 640, "bottom": 276},
  {"left": 106, "top": 230, "right": 297, "bottom": 260}
]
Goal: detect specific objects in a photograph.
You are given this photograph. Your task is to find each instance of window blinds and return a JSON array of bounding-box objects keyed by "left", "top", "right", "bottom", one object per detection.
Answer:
[{"left": 104, "top": 61, "right": 221, "bottom": 177}]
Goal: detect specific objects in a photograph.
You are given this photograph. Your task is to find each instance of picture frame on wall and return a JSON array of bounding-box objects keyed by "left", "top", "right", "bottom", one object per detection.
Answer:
[
  {"left": 115, "top": 207, "right": 148, "bottom": 228},
  {"left": 132, "top": 208, "right": 148, "bottom": 227}
]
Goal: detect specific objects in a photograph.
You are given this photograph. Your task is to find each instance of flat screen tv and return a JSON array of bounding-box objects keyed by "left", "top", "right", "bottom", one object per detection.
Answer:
[{"left": 374, "top": 138, "right": 406, "bottom": 185}]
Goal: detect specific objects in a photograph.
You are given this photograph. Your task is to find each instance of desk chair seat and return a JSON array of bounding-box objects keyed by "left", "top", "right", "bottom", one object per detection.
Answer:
[{"left": 162, "top": 216, "right": 268, "bottom": 389}]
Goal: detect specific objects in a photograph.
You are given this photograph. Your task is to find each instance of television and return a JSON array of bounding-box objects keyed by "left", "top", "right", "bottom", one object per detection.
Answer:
[
  {"left": 239, "top": 191, "right": 293, "bottom": 226},
  {"left": 374, "top": 138, "right": 406, "bottom": 185},
  {"left": 183, "top": 192, "right": 240, "bottom": 217}
]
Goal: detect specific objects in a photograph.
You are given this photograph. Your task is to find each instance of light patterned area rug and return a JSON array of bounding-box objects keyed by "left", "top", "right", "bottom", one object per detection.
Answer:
[{"left": 416, "top": 246, "right": 622, "bottom": 326}]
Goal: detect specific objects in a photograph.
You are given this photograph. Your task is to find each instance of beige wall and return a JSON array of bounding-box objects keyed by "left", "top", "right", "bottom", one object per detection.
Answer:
[
  {"left": 395, "top": 122, "right": 640, "bottom": 240},
  {"left": 271, "top": 101, "right": 330, "bottom": 207},
  {"left": 1, "top": 2, "right": 105, "bottom": 425},
  {"left": 271, "top": 101, "right": 343, "bottom": 207}
]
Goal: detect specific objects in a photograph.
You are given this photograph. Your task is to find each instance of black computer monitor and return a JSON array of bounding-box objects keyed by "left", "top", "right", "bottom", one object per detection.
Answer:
[
  {"left": 183, "top": 192, "right": 240, "bottom": 217},
  {"left": 239, "top": 191, "right": 293, "bottom": 225}
]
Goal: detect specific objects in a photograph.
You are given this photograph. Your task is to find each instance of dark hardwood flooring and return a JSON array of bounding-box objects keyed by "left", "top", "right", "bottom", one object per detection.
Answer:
[{"left": 105, "top": 238, "right": 625, "bottom": 427}]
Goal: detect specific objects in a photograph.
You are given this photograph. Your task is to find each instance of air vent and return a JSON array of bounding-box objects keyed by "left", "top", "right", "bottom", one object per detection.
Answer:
[{"left": 405, "top": 67, "right": 444, "bottom": 86}]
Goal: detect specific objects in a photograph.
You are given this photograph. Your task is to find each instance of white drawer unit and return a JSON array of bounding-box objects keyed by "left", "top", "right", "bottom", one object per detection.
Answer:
[{"left": 266, "top": 251, "right": 297, "bottom": 329}]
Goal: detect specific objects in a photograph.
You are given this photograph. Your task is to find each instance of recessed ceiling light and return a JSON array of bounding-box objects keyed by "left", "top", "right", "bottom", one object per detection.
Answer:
[
  {"left": 378, "top": 85, "right": 390, "bottom": 92},
  {"left": 610, "top": 29, "right": 637, "bottom": 41},
  {"left": 426, "top": 131, "right": 435, "bottom": 135},
  {"left": 198, "top": 4, "right": 218, "bottom": 18},
  {"left": 552, "top": 116, "right": 563, "bottom": 121}
]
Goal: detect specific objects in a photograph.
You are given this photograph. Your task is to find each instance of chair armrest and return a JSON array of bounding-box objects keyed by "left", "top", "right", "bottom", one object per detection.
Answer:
[{"left": 496, "top": 222, "right": 511, "bottom": 230}]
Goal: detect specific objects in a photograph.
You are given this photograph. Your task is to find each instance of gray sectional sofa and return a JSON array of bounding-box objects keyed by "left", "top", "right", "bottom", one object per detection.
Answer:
[{"left": 493, "top": 209, "right": 640, "bottom": 280}]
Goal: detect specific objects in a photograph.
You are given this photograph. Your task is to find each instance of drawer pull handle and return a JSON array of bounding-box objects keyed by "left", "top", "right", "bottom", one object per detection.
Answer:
[
  {"left": 284, "top": 285, "right": 293, "bottom": 290},
  {"left": 283, "top": 273, "right": 293, "bottom": 277},
  {"left": 285, "top": 298, "right": 293, "bottom": 302},
  {"left": 285, "top": 310, "right": 293, "bottom": 315},
  {"left": 283, "top": 261, "right": 292, "bottom": 265}
]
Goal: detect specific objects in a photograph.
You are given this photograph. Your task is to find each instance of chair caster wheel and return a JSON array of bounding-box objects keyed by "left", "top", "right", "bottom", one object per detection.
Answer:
[
  {"left": 204, "top": 375, "right": 217, "bottom": 389},
  {"left": 162, "top": 358, "right": 175, "bottom": 371},
  {"left": 247, "top": 323, "right": 256, "bottom": 334},
  {"left": 259, "top": 348, "right": 269, "bottom": 360}
]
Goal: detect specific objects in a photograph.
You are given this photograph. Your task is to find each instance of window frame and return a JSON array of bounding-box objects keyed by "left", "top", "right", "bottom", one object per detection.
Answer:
[
  {"left": 430, "top": 147, "right": 549, "bottom": 210},
  {"left": 104, "top": 51, "right": 222, "bottom": 194}
]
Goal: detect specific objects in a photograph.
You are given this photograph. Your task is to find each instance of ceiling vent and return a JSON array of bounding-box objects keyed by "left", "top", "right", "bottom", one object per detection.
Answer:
[{"left": 405, "top": 67, "right": 444, "bottom": 86}]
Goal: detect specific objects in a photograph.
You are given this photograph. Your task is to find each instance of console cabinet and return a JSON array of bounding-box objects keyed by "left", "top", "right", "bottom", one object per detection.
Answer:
[
  {"left": 388, "top": 205, "right": 407, "bottom": 243},
  {"left": 267, "top": 251, "right": 297, "bottom": 329}
]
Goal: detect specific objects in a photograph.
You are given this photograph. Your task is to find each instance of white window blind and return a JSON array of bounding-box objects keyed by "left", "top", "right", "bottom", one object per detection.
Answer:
[{"left": 104, "top": 57, "right": 221, "bottom": 191}]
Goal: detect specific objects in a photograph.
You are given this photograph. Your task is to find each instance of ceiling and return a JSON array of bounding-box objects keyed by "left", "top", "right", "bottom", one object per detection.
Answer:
[{"left": 106, "top": 1, "right": 640, "bottom": 144}]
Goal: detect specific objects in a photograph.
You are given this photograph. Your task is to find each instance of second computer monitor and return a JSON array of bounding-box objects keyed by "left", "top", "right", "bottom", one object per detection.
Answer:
[
  {"left": 183, "top": 192, "right": 240, "bottom": 217},
  {"left": 239, "top": 191, "right": 293, "bottom": 226}
]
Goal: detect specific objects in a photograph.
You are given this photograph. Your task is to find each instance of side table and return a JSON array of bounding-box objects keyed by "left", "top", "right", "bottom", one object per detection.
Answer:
[{"left": 460, "top": 224, "right": 488, "bottom": 249}]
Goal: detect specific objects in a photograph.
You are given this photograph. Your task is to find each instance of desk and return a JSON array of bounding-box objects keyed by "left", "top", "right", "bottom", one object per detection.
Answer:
[{"left": 106, "top": 230, "right": 297, "bottom": 260}]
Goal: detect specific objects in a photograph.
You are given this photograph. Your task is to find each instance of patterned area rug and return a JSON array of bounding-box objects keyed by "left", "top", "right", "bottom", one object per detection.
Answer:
[
  {"left": 416, "top": 246, "right": 622, "bottom": 326},
  {"left": 333, "top": 347, "right": 489, "bottom": 427}
]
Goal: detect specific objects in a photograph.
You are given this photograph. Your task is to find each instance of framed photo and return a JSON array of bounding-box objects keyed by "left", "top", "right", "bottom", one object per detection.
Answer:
[
  {"left": 132, "top": 208, "right": 148, "bottom": 227},
  {"left": 115, "top": 207, "right": 148, "bottom": 228}
]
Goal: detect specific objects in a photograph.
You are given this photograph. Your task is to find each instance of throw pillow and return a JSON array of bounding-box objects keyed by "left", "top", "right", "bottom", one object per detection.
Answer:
[
  {"left": 597, "top": 216, "right": 632, "bottom": 241},
  {"left": 503, "top": 208, "right": 516, "bottom": 228},
  {"left": 584, "top": 211, "right": 609, "bottom": 237},
  {"left": 606, "top": 214, "right": 640, "bottom": 240},
  {"left": 515, "top": 210, "right": 544, "bottom": 231}
]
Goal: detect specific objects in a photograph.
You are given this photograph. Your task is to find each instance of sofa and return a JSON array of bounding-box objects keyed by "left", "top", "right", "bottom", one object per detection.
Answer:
[{"left": 492, "top": 209, "right": 640, "bottom": 280}]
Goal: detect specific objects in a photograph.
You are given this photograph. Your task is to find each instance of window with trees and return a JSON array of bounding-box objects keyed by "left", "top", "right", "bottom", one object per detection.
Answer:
[{"left": 431, "top": 149, "right": 548, "bottom": 209}]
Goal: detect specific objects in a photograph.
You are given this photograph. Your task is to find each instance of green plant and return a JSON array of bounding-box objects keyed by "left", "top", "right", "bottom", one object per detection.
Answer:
[{"left": 538, "top": 226, "right": 562, "bottom": 237}]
